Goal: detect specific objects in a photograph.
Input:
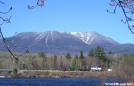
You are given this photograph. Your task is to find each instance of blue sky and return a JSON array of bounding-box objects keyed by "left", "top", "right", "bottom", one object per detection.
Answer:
[{"left": 0, "top": 0, "right": 134, "bottom": 44}]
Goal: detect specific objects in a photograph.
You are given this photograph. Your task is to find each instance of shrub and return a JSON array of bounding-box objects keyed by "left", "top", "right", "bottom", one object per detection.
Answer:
[
  {"left": 43, "top": 71, "right": 50, "bottom": 75},
  {"left": 12, "top": 68, "right": 17, "bottom": 74}
]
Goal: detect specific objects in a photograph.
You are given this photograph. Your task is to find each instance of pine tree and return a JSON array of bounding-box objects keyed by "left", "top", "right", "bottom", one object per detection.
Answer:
[
  {"left": 79, "top": 50, "right": 84, "bottom": 59},
  {"left": 79, "top": 50, "right": 85, "bottom": 69},
  {"left": 65, "top": 53, "right": 71, "bottom": 59},
  {"left": 88, "top": 48, "right": 94, "bottom": 57},
  {"left": 53, "top": 55, "right": 58, "bottom": 70},
  {"left": 94, "top": 45, "right": 106, "bottom": 62}
]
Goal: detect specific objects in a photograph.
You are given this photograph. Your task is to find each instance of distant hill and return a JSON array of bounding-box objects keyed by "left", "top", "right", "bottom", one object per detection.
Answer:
[{"left": 0, "top": 31, "right": 134, "bottom": 54}]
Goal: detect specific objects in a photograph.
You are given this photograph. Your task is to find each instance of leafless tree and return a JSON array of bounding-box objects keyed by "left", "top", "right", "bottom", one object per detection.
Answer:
[
  {"left": 0, "top": 0, "right": 45, "bottom": 60},
  {"left": 108, "top": 0, "right": 134, "bottom": 34},
  {"left": 28, "top": 0, "right": 45, "bottom": 10}
]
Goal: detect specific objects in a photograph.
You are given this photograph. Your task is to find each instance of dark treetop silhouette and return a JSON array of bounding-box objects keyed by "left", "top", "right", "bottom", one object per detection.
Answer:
[
  {"left": 108, "top": 0, "right": 134, "bottom": 34},
  {"left": 0, "top": 0, "right": 45, "bottom": 60}
]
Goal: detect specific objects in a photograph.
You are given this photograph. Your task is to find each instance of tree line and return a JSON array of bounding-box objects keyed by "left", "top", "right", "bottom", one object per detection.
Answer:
[
  {"left": 0, "top": 45, "right": 112, "bottom": 71},
  {"left": 1, "top": 45, "right": 134, "bottom": 79}
]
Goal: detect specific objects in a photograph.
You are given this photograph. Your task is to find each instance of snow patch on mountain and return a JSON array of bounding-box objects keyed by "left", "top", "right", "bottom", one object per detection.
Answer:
[
  {"left": 70, "top": 32, "right": 119, "bottom": 45},
  {"left": 34, "top": 32, "right": 45, "bottom": 41},
  {"left": 88, "top": 35, "right": 95, "bottom": 44},
  {"left": 70, "top": 32, "right": 94, "bottom": 44},
  {"left": 18, "top": 31, "right": 119, "bottom": 46},
  {"left": 51, "top": 31, "right": 53, "bottom": 41},
  {"left": 45, "top": 35, "right": 49, "bottom": 47}
]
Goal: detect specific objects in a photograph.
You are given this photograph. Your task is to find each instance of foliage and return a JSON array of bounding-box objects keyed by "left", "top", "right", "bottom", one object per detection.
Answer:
[
  {"left": 53, "top": 55, "right": 58, "bottom": 70},
  {"left": 88, "top": 48, "right": 94, "bottom": 57},
  {"left": 79, "top": 50, "right": 84, "bottom": 59},
  {"left": 43, "top": 71, "right": 50, "bottom": 75},
  {"left": 65, "top": 53, "right": 72, "bottom": 59},
  {"left": 38, "top": 52, "right": 46, "bottom": 58},
  {"left": 12, "top": 68, "right": 17, "bottom": 74},
  {"left": 89, "top": 45, "right": 106, "bottom": 62},
  {"left": 38, "top": 52, "right": 47, "bottom": 69},
  {"left": 1, "top": 51, "right": 134, "bottom": 79},
  {"left": 71, "top": 55, "right": 79, "bottom": 70},
  {"left": 108, "top": 51, "right": 112, "bottom": 55}
]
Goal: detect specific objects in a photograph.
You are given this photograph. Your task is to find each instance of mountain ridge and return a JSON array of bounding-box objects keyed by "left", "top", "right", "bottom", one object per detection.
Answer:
[
  {"left": 0, "top": 31, "right": 133, "bottom": 54},
  {"left": 70, "top": 31, "right": 120, "bottom": 45}
]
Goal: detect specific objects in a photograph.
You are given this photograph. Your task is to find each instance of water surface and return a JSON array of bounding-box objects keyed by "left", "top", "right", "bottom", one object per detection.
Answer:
[{"left": 0, "top": 78, "right": 125, "bottom": 86}]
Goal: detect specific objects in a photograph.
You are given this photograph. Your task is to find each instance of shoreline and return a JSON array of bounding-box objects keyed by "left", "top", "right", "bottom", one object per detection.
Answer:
[{"left": 0, "top": 70, "right": 114, "bottom": 78}]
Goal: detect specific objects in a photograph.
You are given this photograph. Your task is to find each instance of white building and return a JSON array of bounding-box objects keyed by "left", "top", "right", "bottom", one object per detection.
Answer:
[
  {"left": 108, "top": 69, "right": 112, "bottom": 72},
  {"left": 91, "top": 67, "right": 102, "bottom": 71}
]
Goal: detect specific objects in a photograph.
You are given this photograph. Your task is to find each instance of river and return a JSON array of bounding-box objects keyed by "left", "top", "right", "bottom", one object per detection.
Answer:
[{"left": 0, "top": 78, "right": 126, "bottom": 86}]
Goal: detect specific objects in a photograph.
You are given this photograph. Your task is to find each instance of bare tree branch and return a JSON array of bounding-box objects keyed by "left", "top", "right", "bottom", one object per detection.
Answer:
[
  {"left": 0, "top": 1, "right": 4, "bottom": 4},
  {"left": 0, "top": 6, "right": 12, "bottom": 25},
  {"left": 0, "top": 15, "right": 12, "bottom": 25},
  {"left": 5, "top": 32, "right": 17, "bottom": 41},
  {"left": 0, "top": 27, "right": 18, "bottom": 60},
  {"left": 0, "top": 27, "right": 30, "bottom": 61},
  {"left": 0, "top": 0, "right": 42, "bottom": 61},
  {"left": 0, "top": 7, "right": 12, "bottom": 14},
  {"left": 108, "top": 0, "right": 134, "bottom": 34},
  {"left": 28, "top": 0, "right": 45, "bottom": 10}
]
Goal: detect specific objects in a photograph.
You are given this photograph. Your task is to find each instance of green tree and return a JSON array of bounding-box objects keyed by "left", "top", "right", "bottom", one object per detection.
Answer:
[
  {"left": 65, "top": 53, "right": 72, "bottom": 68},
  {"left": 94, "top": 45, "right": 101, "bottom": 57},
  {"left": 94, "top": 45, "right": 106, "bottom": 62},
  {"left": 71, "top": 55, "right": 79, "bottom": 70},
  {"left": 79, "top": 50, "right": 84, "bottom": 59},
  {"left": 12, "top": 68, "right": 17, "bottom": 74},
  {"left": 100, "top": 47, "right": 106, "bottom": 62},
  {"left": 88, "top": 48, "right": 94, "bottom": 57},
  {"left": 53, "top": 55, "right": 58, "bottom": 70},
  {"left": 38, "top": 52, "right": 46, "bottom": 70},
  {"left": 108, "top": 51, "right": 112, "bottom": 55},
  {"left": 65, "top": 53, "right": 71, "bottom": 59},
  {"left": 38, "top": 52, "right": 46, "bottom": 57},
  {"left": 79, "top": 50, "right": 85, "bottom": 69}
]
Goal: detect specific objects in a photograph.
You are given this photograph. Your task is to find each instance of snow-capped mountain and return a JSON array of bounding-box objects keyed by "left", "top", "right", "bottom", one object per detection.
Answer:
[
  {"left": 70, "top": 32, "right": 120, "bottom": 45},
  {"left": 0, "top": 31, "right": 133, "bottom": 54},
  {"left": 15, "top": 31, "right": 119, "bottom": 46},
  {"left": 30, "top": 31, "right": 87, "bottom": 47}
]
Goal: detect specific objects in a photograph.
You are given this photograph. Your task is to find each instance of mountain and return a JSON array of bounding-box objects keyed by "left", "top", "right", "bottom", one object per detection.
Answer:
[
  {"left": 1, "top": 31, "right": 89, "bottom": 54},
  {"left": 109, "top": 44, "right": 134, "bottom": 54},
  {"left": 70, "top": 32, "right": 120, "bottom": 45},
  {"left": 0, "top": 31, "right": 133, "bottom": 54}
]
